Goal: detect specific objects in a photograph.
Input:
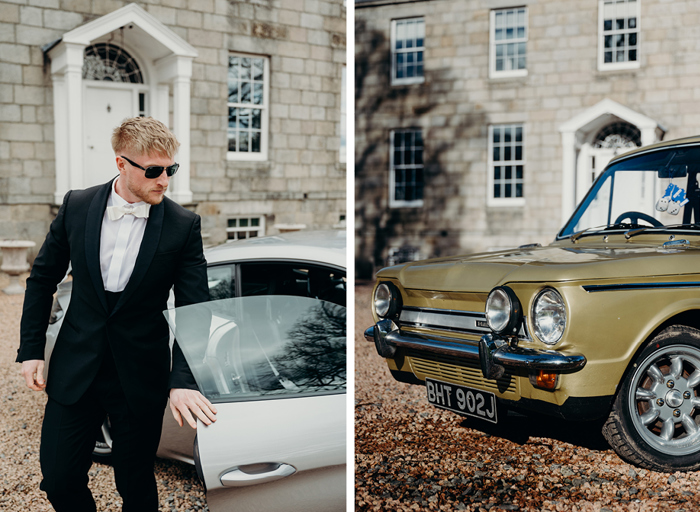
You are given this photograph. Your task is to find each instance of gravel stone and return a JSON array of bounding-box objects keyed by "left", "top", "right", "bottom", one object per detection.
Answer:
[
  {"left": 355, "top": 283, "right": 700, "bottom": 511},
  {"left": 0, "top": 274, "right": 208, "bottom": 511}
]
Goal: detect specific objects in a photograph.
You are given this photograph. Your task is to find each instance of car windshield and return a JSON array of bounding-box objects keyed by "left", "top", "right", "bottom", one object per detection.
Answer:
[
  {"left": 559, "top": 144, "right": 700, "bottom": 238},
  {"left": 164, "top": 296, "right": 346, "bottom": 403}
]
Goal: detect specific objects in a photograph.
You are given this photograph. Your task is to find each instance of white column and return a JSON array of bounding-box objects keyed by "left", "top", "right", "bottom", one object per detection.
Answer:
[
  {"left": 156, "top": 54, "right": 194, "bottom": 204},
  {"left": 65, "top": 43, "right": 85, "bottom": 191},
  {"left": 561, "top": 130, "right": 576, "bottom": 225},
  {"left": 48, "top": 41, "right": 86, "bottom": 201},
  {"left": 575, "top": 142, "right": 589, "bottom": 205},
  {"left": 640, "top": 126, "right": 657, "bottom": 147},
  {"left": 52, "top": 75, "right": 68, "bottom": 204},
  {"left": 172, "top": 76, "right": 192, "bottom": 204}
]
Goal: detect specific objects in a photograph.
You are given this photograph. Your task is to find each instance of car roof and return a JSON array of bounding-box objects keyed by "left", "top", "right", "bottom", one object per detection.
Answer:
[
  {"left": 608, "top": 135, "right": 700, "bottom": 166},
  {"left": 204, "top": 229, "right": 346, "bottom": 269}
]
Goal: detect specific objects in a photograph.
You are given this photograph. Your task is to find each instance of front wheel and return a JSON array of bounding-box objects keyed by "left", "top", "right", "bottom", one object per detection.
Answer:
[{"left": 603, "top": 325, "right": 700, "bottom": 472}]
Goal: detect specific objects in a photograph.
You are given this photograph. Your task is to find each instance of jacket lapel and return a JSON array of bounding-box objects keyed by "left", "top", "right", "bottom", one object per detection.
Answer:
[
  {"left": 85, "top": 182, "right": 112, "bottom": 314},
  {"left": 110, "top": 200, "right": 164, "bottom": 316}
]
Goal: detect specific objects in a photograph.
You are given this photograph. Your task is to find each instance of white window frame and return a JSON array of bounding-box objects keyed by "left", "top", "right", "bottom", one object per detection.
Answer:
[
  {"left": 389, "top": 129, "right": 424, "bottom": 208},
  {"left": 487, "top": 123, "right": 525, "bottom": 207},
  {"left": 391, "top": 17, "right": 425, "bottom": 86},
  {"left": 598, "top": 0, "right": 640, "bottom": 71},
  {"left": 489, "top": 7, "right": 528, "bottom": 79},
  {"left": 226, "top": 216, "right": 266, "bottom": 241},
  {"left": 226, "top": 53, "right": 270, "bottom": 161}
]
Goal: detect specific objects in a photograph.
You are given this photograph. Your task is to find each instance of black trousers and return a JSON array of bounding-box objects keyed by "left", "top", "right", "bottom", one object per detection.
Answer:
[{"left": 40, "top": 292, "right": 166, "bottom": 512}]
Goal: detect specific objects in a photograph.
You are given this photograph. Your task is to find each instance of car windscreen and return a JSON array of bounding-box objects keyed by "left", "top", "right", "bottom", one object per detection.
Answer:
[
  {"left": 559, "top": 145, "right": 700, "bottom": 238},
  {"left": 164, "top": 296, "right": 346, "bottom": 403}
]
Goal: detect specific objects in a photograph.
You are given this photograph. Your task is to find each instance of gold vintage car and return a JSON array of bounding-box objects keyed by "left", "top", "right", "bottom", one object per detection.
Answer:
[{"left": 366, "top": 136, "right": 700, "bottom": 472}]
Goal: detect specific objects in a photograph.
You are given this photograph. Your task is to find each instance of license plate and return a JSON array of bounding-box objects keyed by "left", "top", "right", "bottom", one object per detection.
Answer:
[{"left": 425, "top": 378, "right": 498, "bottom": 424}]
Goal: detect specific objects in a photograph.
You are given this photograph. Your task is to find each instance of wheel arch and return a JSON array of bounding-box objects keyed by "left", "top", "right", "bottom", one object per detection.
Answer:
[{"left": 612, "top": 309, "right": 700, "bottom": 405}]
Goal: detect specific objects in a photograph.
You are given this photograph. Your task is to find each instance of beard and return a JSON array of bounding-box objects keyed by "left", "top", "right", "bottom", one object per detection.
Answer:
[{"left": 125, "top": 176, "right": 167, "bottom": 205}]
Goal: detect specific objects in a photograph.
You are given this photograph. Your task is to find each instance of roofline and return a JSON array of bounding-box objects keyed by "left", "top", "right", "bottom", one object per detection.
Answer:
[
  {"left": 356, "top": 0, "right": 436, "bottom": 8},
  {"left": 59, "top": 3, "right": 197, "bottom": 58}
]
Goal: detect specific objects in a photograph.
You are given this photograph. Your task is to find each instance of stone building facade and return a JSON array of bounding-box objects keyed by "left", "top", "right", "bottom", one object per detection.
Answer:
[
  {"left": 0, "top": 0, "right": 346, "bottom": 259},
  {"left": 355, "top": 0, "right": 699, "bottom": 277}
]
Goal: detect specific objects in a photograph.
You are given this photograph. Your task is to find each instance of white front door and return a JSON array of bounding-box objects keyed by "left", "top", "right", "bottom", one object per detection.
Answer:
[
  {"left": 576, "top": 143, "right": 656, "bottom": 224},
  {"left": 576, "top": 144, "right": 617, "bottom": 204},
  {"left": 83, "top": 85, "right": 134, "bottom": 188}
]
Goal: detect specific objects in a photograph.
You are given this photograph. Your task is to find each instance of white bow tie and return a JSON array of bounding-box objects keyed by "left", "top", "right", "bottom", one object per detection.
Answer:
[{"left": 107, "top": 204, "right": 150, "bottom": 221}]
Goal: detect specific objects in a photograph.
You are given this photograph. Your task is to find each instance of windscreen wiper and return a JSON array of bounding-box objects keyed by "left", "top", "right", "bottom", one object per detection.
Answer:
[
  {"left": 624, "top": 227, "right": 649, "bottom": 239},
  {"left": 662, "top": 223, "right": 700, "bottom": 231},
  {"left": 571, "top": 224, "right": 610, "bottom": 243},
  {"left": 625, "top": 224, "right": 700, "bottom": 240},
  {"left": 572, "top": 223, "right": 646, "bottom": 243}
]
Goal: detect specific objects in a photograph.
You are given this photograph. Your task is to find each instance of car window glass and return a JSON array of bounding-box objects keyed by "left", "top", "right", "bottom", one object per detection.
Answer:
[
  {"left": 572, "top": 173, "right": 612, "bottom": 233},
  {"left": 207, "top": 265, "right": 235, "bottom": 300},
  {"left": 164, "top": 296, "right": 346, "bottom": 403},
  {"left": 240, "top": 262, "right": 346, "bottom": 306}
]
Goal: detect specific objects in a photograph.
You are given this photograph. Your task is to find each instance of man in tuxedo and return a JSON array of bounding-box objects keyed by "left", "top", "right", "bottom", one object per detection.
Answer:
[{"left": 16, "top": 117, "right": 217, "bottom": 511}]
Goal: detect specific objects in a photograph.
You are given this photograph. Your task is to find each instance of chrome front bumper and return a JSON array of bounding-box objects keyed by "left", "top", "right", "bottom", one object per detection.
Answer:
[{"left": 365, "top": 319, "right": 587, "bottom": 379}]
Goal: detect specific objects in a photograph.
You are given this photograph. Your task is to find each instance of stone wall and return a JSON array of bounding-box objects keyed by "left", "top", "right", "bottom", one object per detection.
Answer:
[
  {"left": 0, "top": 0, "right": 346, "bottom": 259},
  {"left": 355, "top": 0, "right": 700, "bottom": 277}
]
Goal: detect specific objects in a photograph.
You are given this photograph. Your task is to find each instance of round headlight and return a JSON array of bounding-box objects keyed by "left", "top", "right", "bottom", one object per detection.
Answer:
[
  {"left": 532, "top": 288, "right": 567, "bottom": 345},
  {"left": 373, "top": 282, "right": 402, "bottom": 319},
  {"left": 486, "top": 286, "right": 522, "bottom": 335},
  {"left": 374, "top": 283, "right": 392, "bottom": 318}
]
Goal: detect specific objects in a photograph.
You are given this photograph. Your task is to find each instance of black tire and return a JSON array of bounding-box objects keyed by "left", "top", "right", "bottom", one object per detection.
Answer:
[
  {"left": 92, "top": 418, "right": 113, "bottom": 465},
  {"left": 603, "top": 325, "right": 700, "bottom": 472}
]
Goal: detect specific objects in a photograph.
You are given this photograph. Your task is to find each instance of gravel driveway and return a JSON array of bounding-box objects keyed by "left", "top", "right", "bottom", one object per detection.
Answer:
[
  {"left": 355, "top": 283, "right": 700, "bottom": 511},
  {"left": 0, "top": 274, "right": 208, "bottom": 511}
]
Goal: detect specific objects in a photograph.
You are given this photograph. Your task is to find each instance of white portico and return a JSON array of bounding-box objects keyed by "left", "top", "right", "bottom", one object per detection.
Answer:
[
  {"left": 559, "top": 99, "right": 665, "bottom": 224},
  {"left": 45, "top": 3, "right": 197, "bottom": 204}
]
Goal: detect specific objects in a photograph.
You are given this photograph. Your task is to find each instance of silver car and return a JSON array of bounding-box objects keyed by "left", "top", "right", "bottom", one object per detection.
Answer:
[{"left": 45, "top": 230, "right": 347, "bottom": 512}]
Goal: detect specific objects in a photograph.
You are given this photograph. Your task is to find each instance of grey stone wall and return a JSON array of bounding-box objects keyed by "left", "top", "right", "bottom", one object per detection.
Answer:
[
  {"left": 184, "top": 0, "right": 347, "bottom": 243},
  {"left": 355, "top": 0, "right": 700, "bottom": 277},
  {"left": 0, "top": 0, "right": 59, "bottom": 246},
  {"left": 0, "top": 0, "right": 345, "bottom": 260}
]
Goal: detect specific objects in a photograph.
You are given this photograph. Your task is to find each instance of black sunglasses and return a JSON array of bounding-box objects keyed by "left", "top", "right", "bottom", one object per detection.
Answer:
[{"left": 120, "top": 156, "right": 179, "bottom": 179}]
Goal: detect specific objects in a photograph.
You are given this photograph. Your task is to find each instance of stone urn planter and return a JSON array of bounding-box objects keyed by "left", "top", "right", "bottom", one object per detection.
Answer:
[{"left": 0, "top": 240, "right": 36, "bottom": 295}]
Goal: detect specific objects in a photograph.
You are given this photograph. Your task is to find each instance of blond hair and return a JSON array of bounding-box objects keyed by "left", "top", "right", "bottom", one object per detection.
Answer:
[{"left": 111, "top": 117, "right": 180, "bottom": 159}]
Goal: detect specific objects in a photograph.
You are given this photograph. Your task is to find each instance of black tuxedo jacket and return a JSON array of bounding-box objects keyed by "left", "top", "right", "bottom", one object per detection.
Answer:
[{"left": 17, "top": 180, "right": 209, "bottom": 417}]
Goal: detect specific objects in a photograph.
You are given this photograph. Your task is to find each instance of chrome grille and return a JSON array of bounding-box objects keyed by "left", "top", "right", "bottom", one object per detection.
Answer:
[
  {"left": 408, "top": 355, "right": 519, "bottom": 397},
  {"left": 400, "top": 307, "right": 488, "bottom": 335},
  {"left": 400, "top": 306, "right": 530, "bottom": 340}
]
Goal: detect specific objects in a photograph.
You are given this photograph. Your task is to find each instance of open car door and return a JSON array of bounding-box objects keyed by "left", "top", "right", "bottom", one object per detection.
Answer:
[{"left": 164, "top": 296, "right": 346, "bottom": 512}]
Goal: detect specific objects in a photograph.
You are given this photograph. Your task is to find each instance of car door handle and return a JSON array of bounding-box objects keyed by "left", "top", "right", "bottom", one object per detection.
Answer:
[{"left": 220, "top": 463, "right": 297, "bottom": 487}]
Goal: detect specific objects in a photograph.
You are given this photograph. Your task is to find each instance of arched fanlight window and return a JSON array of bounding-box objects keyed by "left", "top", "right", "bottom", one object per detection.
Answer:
[
  {"left": 82, "top": 43, "right": 143, "bottom": 83},
  {"left": 594, "top": 122, "right": 641, "bottom": 149}
]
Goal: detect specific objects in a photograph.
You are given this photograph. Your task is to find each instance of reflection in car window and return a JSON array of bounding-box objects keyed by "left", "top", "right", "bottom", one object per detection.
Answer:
[
  {"left": 207, "top": 265, "right": 235, "bottom": 300},
  {"left": 240, "top": 262, "right": 346, "bottom": 306},
  {"left": 164, "top": 296, "right": 346, "bottom": 403},
  {"left": 206, "top": 262, "right": 346, "bottom": 306}
]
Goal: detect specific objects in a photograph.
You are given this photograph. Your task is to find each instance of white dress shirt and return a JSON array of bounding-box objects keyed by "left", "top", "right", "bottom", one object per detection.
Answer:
[{"left": 100, "top": 178, "right": 151, "bottom": 292}]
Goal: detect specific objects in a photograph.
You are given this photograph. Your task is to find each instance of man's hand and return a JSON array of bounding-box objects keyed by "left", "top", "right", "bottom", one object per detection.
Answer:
[
  {"left": 169, "top": 388, "right": 217, "bottom": 429},
  {"left": 21, "top": 360, "right": 46, "bottom": 391}
]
